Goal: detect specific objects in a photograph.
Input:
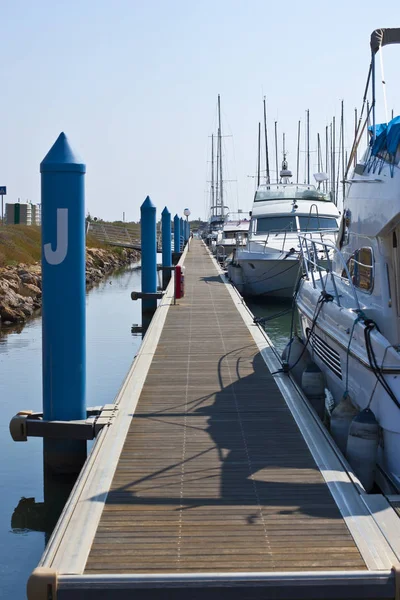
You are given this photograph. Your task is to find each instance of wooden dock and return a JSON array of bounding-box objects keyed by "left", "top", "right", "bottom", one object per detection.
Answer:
[{"left": 29, "top": 241, "right": 400, "bottom": 599}]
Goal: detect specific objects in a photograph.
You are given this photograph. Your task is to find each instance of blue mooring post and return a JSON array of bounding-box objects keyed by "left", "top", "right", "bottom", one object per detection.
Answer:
[
  {"left": 174, "top": 214, "right": 180, "bottom": 254},
  {"left": 161, "top": 206, "right": 172, "bottom": 289},
  {"left": 141, "top": 196, "right": 157, "bottom": 331},
  {"left": 41, "top": 132, "right": 86, "bottom": 475},
  {"left": 180, "top": 217, "right": 184, "bottom": 250},
  {"left": 183, "top": 219, "right": 187, "bottom": 243}
]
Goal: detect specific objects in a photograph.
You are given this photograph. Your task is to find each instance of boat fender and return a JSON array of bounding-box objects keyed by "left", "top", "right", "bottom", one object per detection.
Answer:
[
  {"left": 301, "top": 363, "right": 326, "bottom": 420},
  {"left": 281, "top": 336, "right": 308, "bottom": 383},
  {"left": 346, "top": 408, "right": 379, "bottom": 492},
  {"left": 330, "top": 393, "right": 359, "bottom": 455}
]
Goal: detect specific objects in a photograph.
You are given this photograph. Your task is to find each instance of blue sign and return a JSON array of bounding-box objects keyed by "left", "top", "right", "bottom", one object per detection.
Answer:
[{"left": 0, "top": 186, "right": 6, "bottom": 195}]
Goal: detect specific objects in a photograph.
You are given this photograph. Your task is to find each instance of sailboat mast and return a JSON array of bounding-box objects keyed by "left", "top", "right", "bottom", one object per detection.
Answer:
[
  {"left": 306, "top": 109, "right": 310, "bottom": 185},
  {"left": 257, "top": 122, "right": 261, "bottom": 187},
  {"left": 354, "top": 108, "right": 358, "bottom": 167},
  {"left": 263, "top": 97, "right": 270, "bottom": 183},
  {"left": 341, "top": 100, "right": 345, "bottom": 204},
  {"left": 296, "top": 120, "right": 301, "bottom": 184},
  {"left": 317, "top": 133, "right": 321, "bottom": 172},
  {"left": 325, "top": 125, "right": 329, "bottom": 194},
  {"left": 332, "top": 116, "right": 336, "bottom": 204},
  {"left": 274, "top": 121, "right": 278, "bottom": 184},
  {"left": 217, "top": 94, "right": 224, "bottom": 217},
  {"left": 211, "top": 134, "right": 215, "bottom": 216}
]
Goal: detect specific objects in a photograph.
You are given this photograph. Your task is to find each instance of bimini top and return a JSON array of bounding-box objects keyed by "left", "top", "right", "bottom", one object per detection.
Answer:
[
  {"left": 254, "top": 184, "right": 330, "bottom": 203},
  {"left": 369, "top": 115, "right": 400, "bottom": 157},
  {"left": 371, "top": 28, "right": 400, "bottom": 54}
]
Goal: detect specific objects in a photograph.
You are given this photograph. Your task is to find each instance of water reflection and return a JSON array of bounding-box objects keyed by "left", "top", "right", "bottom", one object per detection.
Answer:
[
  {"left": 1, "top": 264, "right": 143, "bottom": 600},
  {"left": 247, "top": 297, "right": 294, "bottom": 353},
  {"left": 12, "top": 468, "right": 78, "bottom": 545}
]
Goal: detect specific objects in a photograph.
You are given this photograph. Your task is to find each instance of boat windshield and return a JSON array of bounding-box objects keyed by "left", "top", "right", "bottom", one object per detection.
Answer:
[
  {"left": 257, "top": 216, "right": 297, "bottom": 233},
  {"left": 256, "top": 215, "right": 338, "bottom": 234},
  {"left": 254, "top": 185, "right": 330, "bottom": 202},
  {"left": 298, "top": 216, "right": 338, "bottom": 231}
]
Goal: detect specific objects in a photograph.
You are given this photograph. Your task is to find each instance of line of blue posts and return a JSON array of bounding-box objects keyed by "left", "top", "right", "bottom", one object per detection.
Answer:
[{"left": 40, "top": 133, "right": 190, "bottom": 473}]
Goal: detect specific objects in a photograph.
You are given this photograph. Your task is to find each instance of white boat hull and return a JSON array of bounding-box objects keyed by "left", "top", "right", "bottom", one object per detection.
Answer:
[
  {"left": 227, "top": 253, "right": 301, "bottom": 297},
  {"left": 296, "top": 280, "right": 400, "bottom": 488}
]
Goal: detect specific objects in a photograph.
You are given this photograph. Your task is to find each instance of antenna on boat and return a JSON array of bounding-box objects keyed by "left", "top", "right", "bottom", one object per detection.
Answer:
[
  {"left": 211, "top": 134, "right": 215, "bottom": 216},
  {"left": 263, "top": 97, "right": 270, "bottom": 183},
  {"left": 257, "top": 122, "right": 261, "bottom": 187},
  {"left": 341, "top": 100, "right": 345, "bottom": 204},
  {"left": 317, "top": 133, "right": 322, "bottom": 173},
  {"left": 296, "top": 120, "right": 301, "bottom": 184},
  {"left": 274, "top": 121, "right": 279, "bottom": 184},
  {"left": 306, "top": 109, "right": 310, "bottom": 185},
  {"left": 332, "top": 116, "right": 336, "bottom": 205},
  {"left": 280, "top": 133, "right": 292, "bottom": 184},
  {"left": 354, "top": 108, "right": 357, "bottom": 167},
  {"left": 325, "top": 125, "right": 329, "bottom": 194},
  {"left": 217, "top": 94, "right": 224, "bottom": 217}
]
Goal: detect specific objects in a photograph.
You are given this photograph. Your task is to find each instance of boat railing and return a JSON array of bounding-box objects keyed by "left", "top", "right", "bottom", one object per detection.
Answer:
[
  {"left": 298, "top": 234, "right": 361, "bottom": 310},
  {"left": 216, "top": 244, "right": 226, "bottom": 265},
  {"left": 262, "top": 229, "right": 291, "bottom": 253}
]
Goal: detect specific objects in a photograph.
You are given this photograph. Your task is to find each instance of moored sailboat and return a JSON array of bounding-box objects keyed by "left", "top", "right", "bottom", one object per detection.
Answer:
[{"left": 205, "top": 95, "right": 229, "bottom": 247}]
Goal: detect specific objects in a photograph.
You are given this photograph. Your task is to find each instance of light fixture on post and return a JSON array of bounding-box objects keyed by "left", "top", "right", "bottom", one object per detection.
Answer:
[{"left": 183, "top": 208, "right": 191, "bottom": 248}]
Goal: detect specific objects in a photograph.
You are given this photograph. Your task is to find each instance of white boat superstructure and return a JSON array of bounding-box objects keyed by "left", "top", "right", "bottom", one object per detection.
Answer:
[
  {"left": 214, "top": 212, "right": 250, "bottom": 262},
  {"left": 228, "top": 180, "right": 340, "bottom": 297},
  {"left": 295, "top": 27, "right": 400, "bottom": 491}
]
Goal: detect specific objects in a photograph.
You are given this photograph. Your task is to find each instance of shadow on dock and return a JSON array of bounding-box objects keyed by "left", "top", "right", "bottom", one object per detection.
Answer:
[{"left": 89, "top": 352, "right": 350, "bottom": 520}]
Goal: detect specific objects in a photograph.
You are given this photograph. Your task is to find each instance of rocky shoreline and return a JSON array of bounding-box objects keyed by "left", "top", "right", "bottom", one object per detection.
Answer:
[{"left": 0, "top": 247, "right": 140, "bottom": 327}]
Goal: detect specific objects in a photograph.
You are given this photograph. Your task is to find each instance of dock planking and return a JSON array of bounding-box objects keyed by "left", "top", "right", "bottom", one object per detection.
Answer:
[{"left": 84, "top": 241, "right": 366, "bottom": 574}]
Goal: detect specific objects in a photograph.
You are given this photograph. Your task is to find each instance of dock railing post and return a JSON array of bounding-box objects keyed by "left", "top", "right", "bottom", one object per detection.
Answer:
[
  {"left": 40, "top": 132, "right": 87, "bottom": 475},
  {"left": 161, "top": 206, "right": 172, "bottom": 289},
  {"left": 141, "top": 196, "right": 157, "bottom": 331}
]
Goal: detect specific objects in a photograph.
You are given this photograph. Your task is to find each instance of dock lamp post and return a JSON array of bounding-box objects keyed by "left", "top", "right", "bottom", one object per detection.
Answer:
[{"left": 184, "top": 208, "right": 190, "bottom": 248}]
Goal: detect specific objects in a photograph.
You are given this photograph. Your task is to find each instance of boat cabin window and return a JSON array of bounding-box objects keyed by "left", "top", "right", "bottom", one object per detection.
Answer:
[
  {"left": 256, "top": 216, "right": 297, "bottom": 234},
  {"left": 298, "top": 216, "right": 338, "bottom": 231},
  {"left": 342, "top": 247, "right": 374, "bottom": 292}
]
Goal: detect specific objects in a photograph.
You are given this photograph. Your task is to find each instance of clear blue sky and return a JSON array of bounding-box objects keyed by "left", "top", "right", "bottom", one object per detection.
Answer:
[{"left": 1, "top": 0, "right": 399, "bottom": 221}]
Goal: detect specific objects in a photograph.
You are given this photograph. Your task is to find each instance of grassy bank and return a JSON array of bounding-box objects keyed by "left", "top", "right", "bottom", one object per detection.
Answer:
[{"left": 0, "top": 225, "right": 112, "bottom": 267}]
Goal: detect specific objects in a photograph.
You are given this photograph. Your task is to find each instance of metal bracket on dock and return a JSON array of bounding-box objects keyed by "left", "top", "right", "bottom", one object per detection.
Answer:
[
  {"left": 9, "top": 404, "right": 118, "bottom": 442},
  {"left": 131, "top": 291, "right": 165, "bottom": 301}
]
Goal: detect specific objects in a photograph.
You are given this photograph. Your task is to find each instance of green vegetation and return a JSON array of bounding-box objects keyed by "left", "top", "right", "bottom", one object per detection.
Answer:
[
  {"left": 0, "top": 225, "right": 42, "bottom": 266},
  {"left": 0, "top": 225, "right": 110, "bottom": 267}
]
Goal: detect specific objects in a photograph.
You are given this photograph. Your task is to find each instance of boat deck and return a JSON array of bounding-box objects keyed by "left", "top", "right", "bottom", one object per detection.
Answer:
[{"left": 30, "top": 241, "right": 400, "bottom": 599}]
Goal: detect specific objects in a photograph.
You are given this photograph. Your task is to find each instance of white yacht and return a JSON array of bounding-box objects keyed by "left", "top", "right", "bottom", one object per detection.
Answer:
[
  {"left": 295, "top": 28, "right": 400, "bottom": 491},
  {"left": 214, "top": 212, "right": 250, "bottom": 262},
  {"left": 228, "top": 161, "right": 340, "bottom": 297}
]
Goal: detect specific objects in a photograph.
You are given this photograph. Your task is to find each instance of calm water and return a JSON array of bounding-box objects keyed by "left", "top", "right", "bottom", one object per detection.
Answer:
[
  {"left": 0, "top": 266, "right": 292, "bottom": 599},
  {"left": 0, "top": 265, "right": 144, "bottom": 599},
  {"left": 247, "top": 297, "right": 294, "bottom": 354}
]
